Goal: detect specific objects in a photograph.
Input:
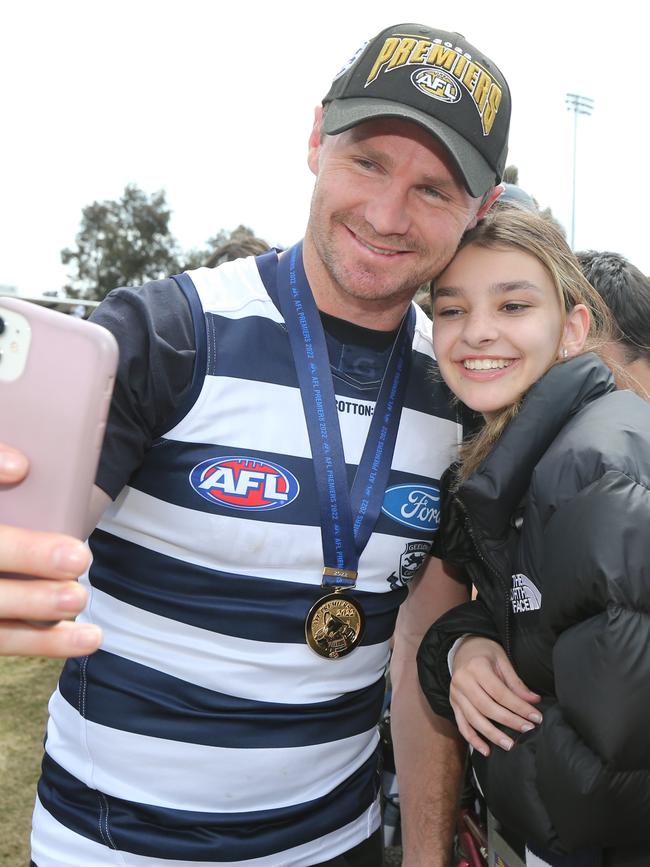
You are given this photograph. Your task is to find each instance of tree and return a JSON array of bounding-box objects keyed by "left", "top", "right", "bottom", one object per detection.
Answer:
[{"left": 61, "top": 184, "right": 183, "bottom": 300}]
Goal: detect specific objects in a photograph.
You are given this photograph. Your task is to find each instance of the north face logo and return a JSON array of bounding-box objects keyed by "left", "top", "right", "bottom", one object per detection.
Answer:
[{"left": 510, "top": 573, "right": 541, "bottom": 614}]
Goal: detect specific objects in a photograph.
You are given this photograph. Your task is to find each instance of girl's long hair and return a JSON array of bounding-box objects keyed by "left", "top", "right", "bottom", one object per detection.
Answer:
[{"left": 432, "top": 206, "right": 617, "bottom": 484}]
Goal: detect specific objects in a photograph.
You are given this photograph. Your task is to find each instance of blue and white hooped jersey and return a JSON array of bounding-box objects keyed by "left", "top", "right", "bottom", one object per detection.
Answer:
[{"left": 33, "top": 255, "right": 464, "bottom": 866}]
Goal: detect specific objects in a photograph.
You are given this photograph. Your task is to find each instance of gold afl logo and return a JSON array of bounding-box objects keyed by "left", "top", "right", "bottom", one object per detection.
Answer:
[{"left": 411, "top": 68, "right": 461, "bottom": 103}]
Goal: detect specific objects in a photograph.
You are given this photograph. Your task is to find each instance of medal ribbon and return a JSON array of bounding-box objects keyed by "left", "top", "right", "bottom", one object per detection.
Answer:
[{"left": 266, "top": 242, "right": 415, "bottom": 590}]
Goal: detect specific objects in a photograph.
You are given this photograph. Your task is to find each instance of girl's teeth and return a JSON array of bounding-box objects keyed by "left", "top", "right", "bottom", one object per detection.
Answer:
[{"left": 463, "top": 359, "right": 512, "bottom": 370}]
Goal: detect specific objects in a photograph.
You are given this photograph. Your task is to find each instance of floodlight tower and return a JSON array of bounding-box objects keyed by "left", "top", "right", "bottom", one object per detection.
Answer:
[{"left": 565, "top": 93, "right": 594, "bottom": 249}]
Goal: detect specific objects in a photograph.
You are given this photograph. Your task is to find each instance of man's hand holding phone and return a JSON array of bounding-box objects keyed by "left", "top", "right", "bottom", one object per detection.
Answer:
[
  {"left": 0, "top": 444, "right": 102, "bottom": 657},
  {"left": 0, "top": 299, "right": 117, "bottom": 657}
]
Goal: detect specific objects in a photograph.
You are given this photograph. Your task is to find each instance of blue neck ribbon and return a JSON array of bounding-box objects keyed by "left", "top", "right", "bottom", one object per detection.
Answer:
[{"left": 265, "top": 242, "right": 415, "bottom": 590}]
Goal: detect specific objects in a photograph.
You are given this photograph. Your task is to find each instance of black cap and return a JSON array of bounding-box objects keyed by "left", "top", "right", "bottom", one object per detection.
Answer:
[{"left": 322, "top": 24, "right": 511, "bottom": 198}]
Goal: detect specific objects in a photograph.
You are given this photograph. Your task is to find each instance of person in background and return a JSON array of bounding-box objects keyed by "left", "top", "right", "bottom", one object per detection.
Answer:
[
  {"left": 494, "top": 182, "right": 537, "bottom": 212},
  {"left": 205, "top": 235, "right": 271, "bottom": 268},
  {"left": 418, "top": 205, "right": 650, "bottom": 867},
  {"left": 577, "top": 249, "right": 650, "bottom": 397}
]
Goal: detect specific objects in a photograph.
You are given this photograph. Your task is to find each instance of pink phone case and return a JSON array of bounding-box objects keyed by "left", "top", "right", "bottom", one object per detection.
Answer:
[{"left": 0, "top": 298, "right": 118, "bottom": 540}]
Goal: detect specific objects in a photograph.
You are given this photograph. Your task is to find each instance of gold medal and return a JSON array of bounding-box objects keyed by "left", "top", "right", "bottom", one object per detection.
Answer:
[{"left": 305, "top": 591, "right": 365, "bottom": 659}]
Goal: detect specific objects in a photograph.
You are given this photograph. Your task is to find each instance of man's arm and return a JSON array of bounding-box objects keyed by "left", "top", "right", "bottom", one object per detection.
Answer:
[
  {"left": 390, "top": 555, "right": 469, "bottom": 867},
  {"left": 0, "top": 281, "right": 194, "bottom": 658},
  {"left": 0, "top": 444, "right": 104, "bottom": 657}
]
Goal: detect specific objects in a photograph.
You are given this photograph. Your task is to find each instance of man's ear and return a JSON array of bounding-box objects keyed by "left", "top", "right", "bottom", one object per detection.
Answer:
[
  {"left": 307, "top": 106, "right": 324, "bottom": 176},
  {"left": 463, "top": 184, "right": 503, "bottom": 231},
  {"left": 561, "top": 303, "right": 590, "bottom": 358},
  {"left": 477, "top": 184, "right": 504, "bottom": 220}
]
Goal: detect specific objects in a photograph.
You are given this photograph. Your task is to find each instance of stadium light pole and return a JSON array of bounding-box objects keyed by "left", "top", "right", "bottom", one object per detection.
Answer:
[{"left": 565, "top": 93, "right": 594, "bottom": 249}]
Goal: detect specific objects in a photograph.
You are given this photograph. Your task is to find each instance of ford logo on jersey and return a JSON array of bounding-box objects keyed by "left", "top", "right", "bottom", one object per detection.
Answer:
[
  {"left": 190, "top": 456, "right": 300, "bottom": 511},
  {"left": 381, "top": 484, "right": 440, "bottom": 532}
]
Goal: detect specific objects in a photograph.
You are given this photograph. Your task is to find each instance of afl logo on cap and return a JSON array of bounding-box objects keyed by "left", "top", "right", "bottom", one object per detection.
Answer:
[
  {"left": 190, "top": 456, "right": 300, "bottom": 511},
  {"left": 411, "top": 68, "right": 461, "bottom": 104}
]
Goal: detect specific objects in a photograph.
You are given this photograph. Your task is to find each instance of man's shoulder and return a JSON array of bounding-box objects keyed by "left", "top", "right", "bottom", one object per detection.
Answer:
[
  {"left": 91, "top": 276, "right": 195, "bottom": 357},
  {"left": 185, "top": 257, "right": 282, "bottom": 321},
  {"left": 96, "top": 276, "right": 185, "bottom": 315}
]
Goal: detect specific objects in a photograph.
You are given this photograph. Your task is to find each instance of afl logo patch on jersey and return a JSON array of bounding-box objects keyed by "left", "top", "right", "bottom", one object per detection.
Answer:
[
  {"left": 381, "top": 484, "right": 440, "bottom": 532},
  {"left": 190, "top": 456, "right": 300, "bottom": 511}
]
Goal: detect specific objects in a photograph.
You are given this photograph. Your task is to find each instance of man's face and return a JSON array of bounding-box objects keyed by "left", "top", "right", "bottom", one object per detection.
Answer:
[{"left": 303, "top": 112, "right": 492, "bottom": 327}]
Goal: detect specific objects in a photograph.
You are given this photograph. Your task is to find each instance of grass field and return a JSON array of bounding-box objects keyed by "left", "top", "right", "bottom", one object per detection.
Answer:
[{"left": 0, "top": 656, "right": 62, "bottom": 867}]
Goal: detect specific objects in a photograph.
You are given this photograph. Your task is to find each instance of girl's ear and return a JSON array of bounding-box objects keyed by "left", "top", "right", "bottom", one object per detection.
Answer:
[{"left": 560, "top": 303, "right": 590, "bottom": 358}]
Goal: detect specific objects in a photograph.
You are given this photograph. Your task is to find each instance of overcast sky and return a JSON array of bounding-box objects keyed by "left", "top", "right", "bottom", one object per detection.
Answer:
[{"left": 2, "top": 0, "right": 647, "bottom": 295}]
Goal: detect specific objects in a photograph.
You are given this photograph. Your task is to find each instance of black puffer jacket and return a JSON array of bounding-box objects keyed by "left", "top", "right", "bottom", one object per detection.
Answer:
[{"left": 417, "top": 355, "right": 650, "bottom": 866}]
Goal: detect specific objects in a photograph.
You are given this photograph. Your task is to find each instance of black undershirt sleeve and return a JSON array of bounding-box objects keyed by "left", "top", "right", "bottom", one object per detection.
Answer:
[{"left": 90, "top": 278, "right": 196, "bottom": 499}]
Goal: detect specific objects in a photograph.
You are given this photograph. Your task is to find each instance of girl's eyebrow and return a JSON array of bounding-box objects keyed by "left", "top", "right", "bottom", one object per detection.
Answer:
[{"left": 433, "top": 280, "right": 543, "bottom": 299}]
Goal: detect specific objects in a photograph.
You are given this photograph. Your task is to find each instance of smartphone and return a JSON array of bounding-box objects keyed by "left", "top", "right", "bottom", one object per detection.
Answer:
[{"left": 0, "top": 297, "right": 118, "bottom": 540}]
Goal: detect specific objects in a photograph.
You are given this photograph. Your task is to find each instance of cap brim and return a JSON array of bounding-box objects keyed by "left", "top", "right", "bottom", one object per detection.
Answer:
[{"left": 322, "top": 98, "right": 496, "bottom": 198}]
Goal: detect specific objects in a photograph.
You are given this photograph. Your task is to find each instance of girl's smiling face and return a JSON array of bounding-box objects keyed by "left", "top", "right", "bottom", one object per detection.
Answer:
[{"left": 433, "top": 242, "right": 587, "bottom": 418}]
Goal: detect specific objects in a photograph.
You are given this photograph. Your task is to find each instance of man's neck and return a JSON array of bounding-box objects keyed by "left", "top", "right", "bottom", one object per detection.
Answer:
[{"left": 319, "top": 310, "right": 399, "bottom": 350}]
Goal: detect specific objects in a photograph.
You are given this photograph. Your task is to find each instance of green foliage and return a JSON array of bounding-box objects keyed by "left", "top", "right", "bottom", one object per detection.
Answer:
[
  {"left": 62, "top": 185, "right": 271, "bottom": 298},
  {"left": 61, "top": 184, "right": 183, "bottom": 301}
]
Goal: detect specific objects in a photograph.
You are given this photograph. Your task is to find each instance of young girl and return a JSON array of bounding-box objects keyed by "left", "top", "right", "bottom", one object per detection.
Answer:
[{"left": 417, "top": 207, "right": 650, "bottom": 867}]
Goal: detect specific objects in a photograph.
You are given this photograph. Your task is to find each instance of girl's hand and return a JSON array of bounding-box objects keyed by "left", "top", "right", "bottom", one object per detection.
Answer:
[{"left": 450, "top": 636, "right": 542, "bottom": 756}]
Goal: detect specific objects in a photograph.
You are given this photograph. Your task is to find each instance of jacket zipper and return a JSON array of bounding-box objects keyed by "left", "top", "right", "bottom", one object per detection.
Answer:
[{"left": 455, "top": 496, "right": 513, "bottom": 658}]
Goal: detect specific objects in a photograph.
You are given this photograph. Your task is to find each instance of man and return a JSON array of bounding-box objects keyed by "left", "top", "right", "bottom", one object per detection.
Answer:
[
  {"left": 576, "top": 250, "right": 650, "bottom": 396},
  {"left": 22, "top": 23, "right": 510, "bottom": 866},
  {"left": 204, "top": 235, "right": 271, "bottom": 268}
]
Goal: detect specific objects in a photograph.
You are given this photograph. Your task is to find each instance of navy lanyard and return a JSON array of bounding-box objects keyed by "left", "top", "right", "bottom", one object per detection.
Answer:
[{"left": 267, "top": 242, "right": 415, "bottom": 590}]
